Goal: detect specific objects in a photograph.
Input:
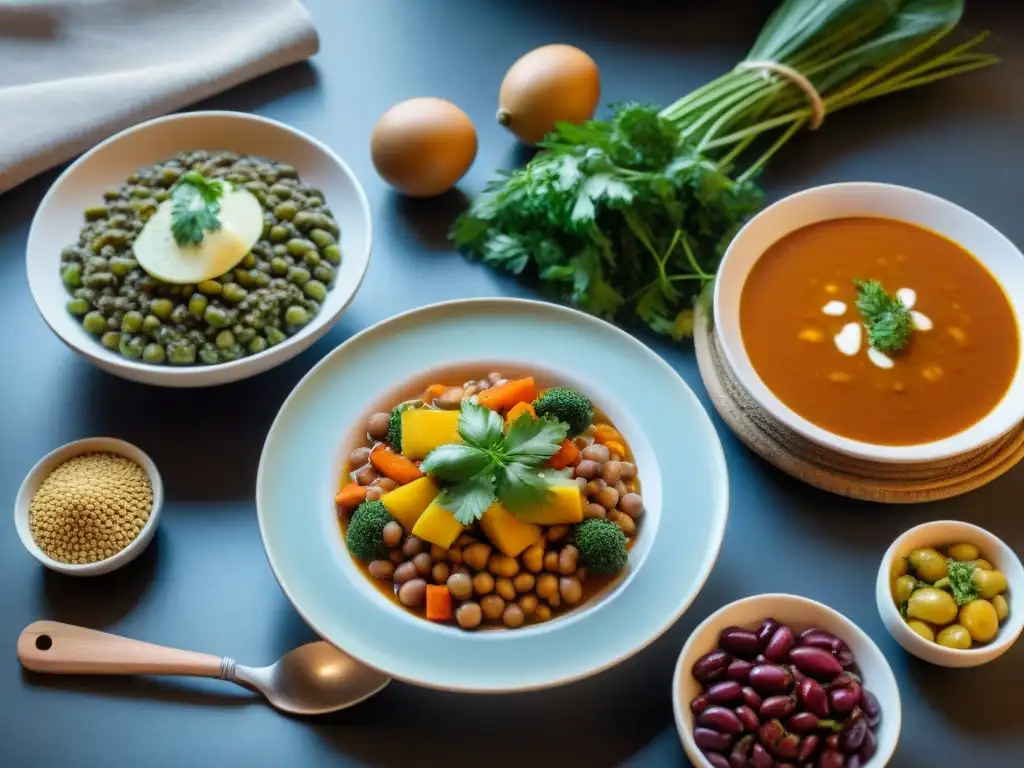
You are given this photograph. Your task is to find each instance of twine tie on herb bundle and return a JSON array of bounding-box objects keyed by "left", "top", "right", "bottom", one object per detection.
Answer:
[{"left": 736, "top": 60, "right": 826, "bottom": 129}]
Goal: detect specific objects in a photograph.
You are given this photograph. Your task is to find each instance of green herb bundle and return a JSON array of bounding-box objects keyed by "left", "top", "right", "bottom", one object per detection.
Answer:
[
  {"left": 451, "top": 0, "right": 995, "bottom": 340},
  {"left": 854, "top": 278, "right": 915, "bottom": 352}
]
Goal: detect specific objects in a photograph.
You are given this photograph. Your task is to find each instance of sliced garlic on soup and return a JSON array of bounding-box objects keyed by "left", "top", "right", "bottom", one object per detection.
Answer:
[
  {"left": 867, "top": 346, "right": 894, "bottom": 369},
  {"left": 896, "top": 287, "right": 916, "bottom": 309},
  {"left": 834, "top": 323, "right": 861, "bottom": 356},
  {"left": 822, "top": 300, "right": 847, "bottom": 316},
  {"left": 911, "top": 311, "right": 933, "bottom": 331}
]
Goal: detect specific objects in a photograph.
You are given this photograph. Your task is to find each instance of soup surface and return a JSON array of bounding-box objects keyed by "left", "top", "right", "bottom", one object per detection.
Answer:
[{"left": 740, "top": 217, "right": 1018, "bottom": 445}]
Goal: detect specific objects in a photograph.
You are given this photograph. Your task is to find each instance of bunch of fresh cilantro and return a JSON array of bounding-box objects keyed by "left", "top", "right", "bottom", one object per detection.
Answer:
[
  {"left": 421, "top": 401, "right": 567, "bottom": 524},
  {"left": 450, "top": 104, "right": 763, "bottom": 340}
]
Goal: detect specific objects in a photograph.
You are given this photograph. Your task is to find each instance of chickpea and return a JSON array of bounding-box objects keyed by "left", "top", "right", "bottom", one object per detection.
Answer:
[
  {"left": 619, "top": 462, "right": 637, "bottom": 480},
  {"left": 992, "top": 594, "right": 1010, "bottom": 622},
  {"left": 536, "top": 572, "right": 558, "bottom": 599},
  {"left": 596, "top": 486, "right": 620, "bottom": 510},
  {"left": 376, "top": 477, "right": 398, "bottom": 493},
  {"left": 586, "top": 479, "right": 607, "bottom": 497},
  {"left": 432, "top": 562, "right": 451, "bottom": 584},
  {"left": 948, "top": 542, "right": 980, "bottom": 562},
  {"left": 960, "top": 600, "right": 999, "bottom": 643},
  {"left": 574, "top": 460, "right": 601, "bottom": 479},
  {"left": 543, "top": 551, "right": 560, "bottom": 572},
  {"left": 608, "top": 509, "right": 636, "bottom": 536},
  {"left": 936, "top": 624, "right": 972, "bottom": 649},
  {"left": 519, "top": 594, "right": 538, "bottom": 615},
  {"left": 614, "top": 480, "right": 628, "bottom": 498},
  {"left": 455, "top": 534, "right": 477, "bottom": 548},
  {"left": 436, "top": 387, "right": 465, "bottom": 409},
  {"left": 366, "top": 412, "right": 390, "bottom": 440},
  {"left": 398, "top": 578, "right": 427, "bottom": 607},
  {"left": 403, "top": 537, "right": 424, "bottom": 558},
  {"left": 354, "top": 464, "right": 378, "bottom": 486},
  {"left": 581, "top": 444, "right": 610, "bottom": 463},
  {"left": 513, "top": 572, "right": 536, "bottom": 593},
  {"left": 601, "top": 461, "right": 622, "bottom": 485},
  {"left": 481, "top": 594, "right": 505, "bottom": 621},
  {"left": 488, "top": 553, "right": 520, "bottom": 578},
  {"left": 975, "top": 559, "right": 994, "bottom": 571},
  {"left": 546, "top": 525, "right": 570, "bottom": 543},
  {"left": 349, "top": 446, "right": 371, "bottom": 466},
  {"left": 476, "top": 379, "right": 491, "bottom": 391},
  {"left": 464, "top": 385, "right": 478, "bottom": 396},
  {"left": 453, "top": 564, "right": 471, "bottom": 578},
  {"left": 558, "top": 545, "right": 579, "bottom": 575},
  {"left": 430, "top": 544, "right": 448, "bottom": 560},
  {"left": 503, "top": 603, "right": 525, "bottom": 628},
  {"left": 576, "top": 567, "right": 588, "bottom": 583},
  {"left": 559, "top": 576, "right": 583, "bottom": 604},
  {"left": 973, "top": 569, "right": 1008, "bottom": 600},
  {"left": 547, "top": 592, "right": 562, "bottom": 609},
  {"left": 908, "top": 547, "right": 948, "bottom": 583},
  {"left": 463, "top": 543, "right": 493, "bottom": 571},
  {"left": 456, "top": 601, "right": 482, "bottom": 629},
  {"left": 522, "top": 545, "right": 544, "bottom": 573},
  {"left": 496, "top": 577, "right": 517, "bottom": 601},
  {"left": 393, "top": 561, "right": 418, "bottom": 584},
  {"left": 487, "top": 371, "right": 503, "bottom": 383},
  {"left": 573, "top": 436, "right": 591, "bottom": 451},
  {"left": 535, "top": 604, "right": 552, "bottom": 622},
  {"left": 906, "top": 619, "right": 935, "bottom": 642},
  {"left": 473, "top": 571, "right": 495, "bottom": 595},
  {"left": 584, "top": 503, "right": 607, "bottom": 519},
  {"left": 382, "top": 521, "right": 403, "bottom": 548},
  {"left": 389, "top": 549, "right": 406, "bottom": 564},
  {"left": 575, "top": 477, "right": 588, "bottom": 493},
  {"left": 447, "top": 547, "right": 463, "bottom": 565},
  {"left": 447, "top": 572, "right": 473, "bottom": 600},
  {"left": 619, "top": 493, "right": 644, "bottom": 519},
  {"left": 365, "top": 486, "right": 383, "bottom": 501},
  {"left": 368, "top": 560, "right": 394, "bottom": 580}
]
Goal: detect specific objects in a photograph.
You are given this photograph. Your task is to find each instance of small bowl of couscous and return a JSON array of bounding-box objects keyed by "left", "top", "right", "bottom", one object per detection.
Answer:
[{"left": 14, "top": 437, "right": 163, "bottom": 576}]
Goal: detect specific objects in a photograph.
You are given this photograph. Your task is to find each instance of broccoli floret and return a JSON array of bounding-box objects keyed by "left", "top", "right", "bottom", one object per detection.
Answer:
[
  {"left": 533, "top": 387, "right": 594, "bottom": 436},
  {"left": 575, "top": 518, "right": 628, "bottom": 573},
  {"left": 386, "top": 407, "right": 402, "bottom": 452},
  {"left": 345, "top": 500, "right": 393, "bottom": 560}
]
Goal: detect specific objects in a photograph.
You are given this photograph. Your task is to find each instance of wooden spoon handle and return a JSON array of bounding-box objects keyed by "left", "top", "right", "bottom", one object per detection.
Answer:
[{"left": 18, "top": 621, "right": 226, "bottom": 678}]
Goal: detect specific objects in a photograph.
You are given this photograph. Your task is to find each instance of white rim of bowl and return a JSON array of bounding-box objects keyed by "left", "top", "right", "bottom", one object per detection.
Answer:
[
  {"left": 256, "top": 296, "right": 730, "bottom": 692},
  {"left": 876, "top": 520, "right": 1024, "bottom": 658},
  {"left": 713, "top": 181, "right": 1024, "bottom": 463},
  {"left": 26, "top": 110, "right": 373, "bottom": 379},
  {"left": 14, "top": 437, "right": 164, "bottom": 575}
]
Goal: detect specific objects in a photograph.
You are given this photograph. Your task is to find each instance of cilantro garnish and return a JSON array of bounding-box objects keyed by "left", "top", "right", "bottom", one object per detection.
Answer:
[
  {"left": 853, "top": 279, "right": 915, "bottom": 353},
  {"left": 170, "top": 171, "right": 225, "bottom": 246},
  {"left": 946, "top": 560, "right": 980, "bottom": 606}
]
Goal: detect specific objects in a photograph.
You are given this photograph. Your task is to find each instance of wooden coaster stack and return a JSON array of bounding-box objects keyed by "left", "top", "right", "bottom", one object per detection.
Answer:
[{"left": 693, "top": 304, "right": 1024, "bottom": 502}]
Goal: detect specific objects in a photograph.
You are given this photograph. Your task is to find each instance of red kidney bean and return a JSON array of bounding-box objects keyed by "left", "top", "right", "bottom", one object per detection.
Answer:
[
  {"left": 751, "top": 743, "right": 774, "bottom": 768},
  {"left": 796, "top": 627, "right": 826, "bottom": 642},
  {"left": 775, "top": 764, "right": 795, "bottom": 768},
  {"left": 720, "top": 627, "right": 764, "bottom": 659},
  {"left": 705, "top": 753, "right": 730, "bottom": 768},
  {"left": 730, "top": 735, "right": 755, "bottom": 768},
  {"left": 694, "top": 649, "right": 732, "bottom": 684},
  {"left": 858, "top": 728, "right": 877, "bottom": 762},
  {"left": 691, "top": 693, "right": 711, "bottom": 715},
  {"left": 798, "top": 633, "right": 854, "bottom": 669},
  {"left": 846, "top": 757, "right": 862, "bottom": 768},
  {"left": 707, "top": 680, "right": 743, "bottom": 705},
  {"left": 817, "top": 749, "right": 844, "bottom": 768},
  {"left": 829, "top": 671, "right": 861, "bottom": 689},
  {"left": 765, "top": 625, "right": 795, "bottom": 662},
  {"left": 694, "top": 727, "right": 734, "bottom": 752},
  {"left": 787, "top": 712, "right": 820, "bottom": 733},
  {"left": 749, "top": 664, "right": 793, "bottom": 694},
  {"left": 735, "top": 704, "right": 760, "bottom": 733},
  {"left": 741, "top": 686, "right": 763, "bottom": 710},
  {"left": 797, "top": 678, "right": 829, "bottom": 718},
  {"left": 727, "top": 659, "right": 755, "bottom": 683},
  {"left": 755, "top": 653, "right": 768, "bottom": 664},
  {"left": 775, "top": 733, "right": 800, "bottom": 760},
  {"left": 861, "top": 689, "right": 881, "bottom": 727},
  {"left": 760, "top": 695, "right": 796, "bottom": 719},
  {"left": 840, "top": 711, "right": 867, "bottom": 753},
  {"left": 786, "top": 663, "right": 807, "bottom": 686},
  {"left": 825, "top": 734, "right": 840, "bottom": 751},
  {"left": 797, "top": 734, "right": 820, "bottom": 762},
  {"left": 698, "top": 706, "right": 745, "bottom": 735},
  {"left": 788, "top": 647, "right": 843, "bottom": 680},
  {"left": 759, "top": 719, "right": 785, "bottom": 750},
  {"left": 829, "top": 682, "right": 862, "bottom": 714},
  {"left": 758, "top": 618, "right": 781, "bottom": 645},
  {"left": 833, "top": 644, "right": 854, "bottom": 669}
]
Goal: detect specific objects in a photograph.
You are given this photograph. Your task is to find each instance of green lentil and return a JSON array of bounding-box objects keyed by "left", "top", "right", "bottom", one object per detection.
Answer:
[
  {"left": 189, "top": 294, "right": 208, "bottom": 318},
  {"left": 197, "top": 280, "right": 222, "bottom": 295},
  {"left": 121, "top": 310, "right": 144, "bottom": 333},
  {"left": 83, "top": 312, "right": 106, "bottom": 334},
  {"left": 248, "top": 336, "right": 268, "bottom": 354},
  {"left": 287, "top": 266, "right": 311, "bottom": 285},
  {"left": 285, "top": 305, "right": 310, "bottom": 326},
  {"left": 67, "top": 298, "right": 90, "bottom": 316},
  {"left": 150, "top": 298, "right": 174, "bottom": 318},
  {"left": 142, "top": 343, "right": 166, "bottom": 364},
  {"left": 266, "top": 326, "right": 287, "bottom": 345},
  {"left": 215, "top": 330, "right": 236, "bottom": 349},
  {"left": 304, "top": 280, "right": 327, "bottom": 303},
  {"left": 101, "top": 331, "right": 121, "bottom": 349},
  {"left": 323, "top": 244, "right": 341, "bottom": 264},
  {"left": 142, "top": 314, "right": 162, "bottom": 334}
]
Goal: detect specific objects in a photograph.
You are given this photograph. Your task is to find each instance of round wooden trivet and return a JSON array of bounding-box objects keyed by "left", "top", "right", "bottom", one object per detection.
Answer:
[{"left": 693, "top": 303, "right": 1024, "bottom": 502}]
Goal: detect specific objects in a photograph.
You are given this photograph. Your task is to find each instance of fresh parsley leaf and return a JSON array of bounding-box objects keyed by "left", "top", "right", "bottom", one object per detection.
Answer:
[
  {"left": 420, "top": 443, "right": 492, "bottom": 482},
  {"left": 504, "top": 414, "right": 568, "bottom": 463},
  {"left": 854, "top": 279, "right": 915, "bottom": 353},
  {"left": 438, "top": 473, "right": 497, "bottom": 526},
  {"left": 495, "top": 462, "right": 552, "bottom": 513},
  {"left": 170, "top": 171, "right": 225, "bottom": 247},
  {"left": 456, "top": 401, "right": 505, "bottom": 450},
  {"left": 946, "top": 560, "right": 980, "bottom": 606}
]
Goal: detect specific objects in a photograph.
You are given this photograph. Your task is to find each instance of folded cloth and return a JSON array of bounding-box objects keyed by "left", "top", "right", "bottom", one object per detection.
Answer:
[{"left": 0, "top": 0, "right": 319, "bottom": 194}]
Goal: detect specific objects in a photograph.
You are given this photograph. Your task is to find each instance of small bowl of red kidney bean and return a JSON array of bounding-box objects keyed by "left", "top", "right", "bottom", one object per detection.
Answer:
[{"left": 673, "top": 594, "right": 901, "bottom": 768}]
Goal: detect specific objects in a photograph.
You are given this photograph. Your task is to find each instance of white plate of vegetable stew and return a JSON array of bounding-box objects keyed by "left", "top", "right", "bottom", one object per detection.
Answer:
[{"left": 257, "top": 298, "right": 729, "bottom": 691}]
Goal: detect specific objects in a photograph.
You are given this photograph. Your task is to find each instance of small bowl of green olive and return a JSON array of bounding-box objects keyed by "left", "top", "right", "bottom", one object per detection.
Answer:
[{"left": 876, "top": 520, "right": 1023, "bottom": 667}]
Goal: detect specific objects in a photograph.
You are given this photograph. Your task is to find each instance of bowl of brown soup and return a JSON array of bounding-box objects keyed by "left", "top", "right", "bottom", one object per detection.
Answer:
[{"left": 714, "top": 182, "right": 1024, "bottom": 463}]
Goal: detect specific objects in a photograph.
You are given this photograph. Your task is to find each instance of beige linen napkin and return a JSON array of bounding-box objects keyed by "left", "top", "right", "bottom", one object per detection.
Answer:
[{"left": 0, "top": 0, "right": 320, "bottom": 194}]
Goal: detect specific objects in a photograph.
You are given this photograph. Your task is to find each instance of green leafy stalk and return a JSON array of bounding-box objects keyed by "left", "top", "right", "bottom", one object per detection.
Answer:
[
  {"left": 854, "top": 278, "right": 915, "bottom": 352},
  {"left": 170, "top": 171, "right": 225, "bottom": 246}
]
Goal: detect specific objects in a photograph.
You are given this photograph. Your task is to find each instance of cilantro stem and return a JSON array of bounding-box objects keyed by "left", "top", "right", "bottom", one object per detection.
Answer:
[{"left": 680, "top": 235, "right": 710, "bottom": 280}]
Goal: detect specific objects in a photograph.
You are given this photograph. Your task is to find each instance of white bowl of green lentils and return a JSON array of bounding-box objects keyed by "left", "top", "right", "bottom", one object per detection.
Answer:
[{"left": 26, "top": 111, "right": 373, "bottom": 387}]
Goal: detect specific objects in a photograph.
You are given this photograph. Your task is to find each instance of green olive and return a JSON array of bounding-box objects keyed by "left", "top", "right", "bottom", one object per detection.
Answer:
[
  {"left": 947, "top": 542, "right": 980, "bottom": 562},
  {"left": 908, "top": 547, "right": 949, "bottom": 583},
  {"left": 992, "top": 594, "right": 1010, "bottom": 622},
  {"left": 890, "top": 557, "right": 909, "bottom": 581},
  {"left": 975, "top": 559, "right": 994, "bottom": 571},
  {"left": 907, "top": 587, "right": 958, "bottom": 625},
  {"left": 906, "top": 619, "right": 935, "bottom": 642},
  {"left": 935, "top": 623, "right": 972, "bottom": 650},
  {"left": 892, "top": 575, "right": 919, "bottom": 605},
  {"left": 973, "top": 569, "right": 1008, "bottom": 600},
  {"left": 959, "top": 599, "right": 999, "bottom": 643}
]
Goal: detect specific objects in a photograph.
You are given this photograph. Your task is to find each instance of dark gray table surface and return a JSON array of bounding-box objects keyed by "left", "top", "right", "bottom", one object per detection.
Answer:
[{"left": 2, "top": 1, "right": 1022, "bottom": 766}]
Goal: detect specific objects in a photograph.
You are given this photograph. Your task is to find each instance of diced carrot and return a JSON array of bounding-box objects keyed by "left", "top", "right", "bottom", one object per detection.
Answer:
[
  {"left": 505, "top": 401, "right": 536, "bottom": 425},
  {"left": 370, "top": 444, "right": 425, "bottom": 485},
  {"left": 334, "top": 483, "right": 366, "bottom": 511},
  {"left": 548, "top": 439, "right": 580, "bottom": 469},
  {"left": 594, "top": 424, "right": 622, "bottom": 445},
  {"left": 477, "top": 376, "right": 537, "bottom": 412},
  {"left": 423, "top": 383, "right": 448, "bottom": 401},
  {"left": 605, "top": 439, "right": 626, "bottom": 458},
  {"left": 425, "top": 584, "right": 453, "bottom": 621}
]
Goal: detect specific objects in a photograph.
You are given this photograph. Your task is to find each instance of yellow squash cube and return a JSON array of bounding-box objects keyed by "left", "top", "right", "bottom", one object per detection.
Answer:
[
  {"left": 518, "top": 485, "right": 584, "bottom": 525},
  {"left": 480, "top": 502, "right": 542, "bottom": 557},
  {"left": 400, "top": 409, "right": 462, "bottom": 460},
  {"left": 381, "top": 476, "right": 440, "bottom": 532},
  {"left": 411, "top": 497, "right": 465, "bottom": 549}
]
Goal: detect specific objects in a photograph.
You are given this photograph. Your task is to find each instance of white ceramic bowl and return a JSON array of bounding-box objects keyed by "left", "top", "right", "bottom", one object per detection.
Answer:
[
  {"left": 715, "top": 182, "right": 1024, "bottom": 463},
  {"left": 876, "top": 520, "right": 1024, "bottom": 667},
  {"left": 27, "top": 111, "right": 372, "bottom": 388},
  {"left": 673, "top": 594, "right": 901, "bottom": 768},
  {"left": 14, "top": 437, "right": 164, "bottom": 576}
]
